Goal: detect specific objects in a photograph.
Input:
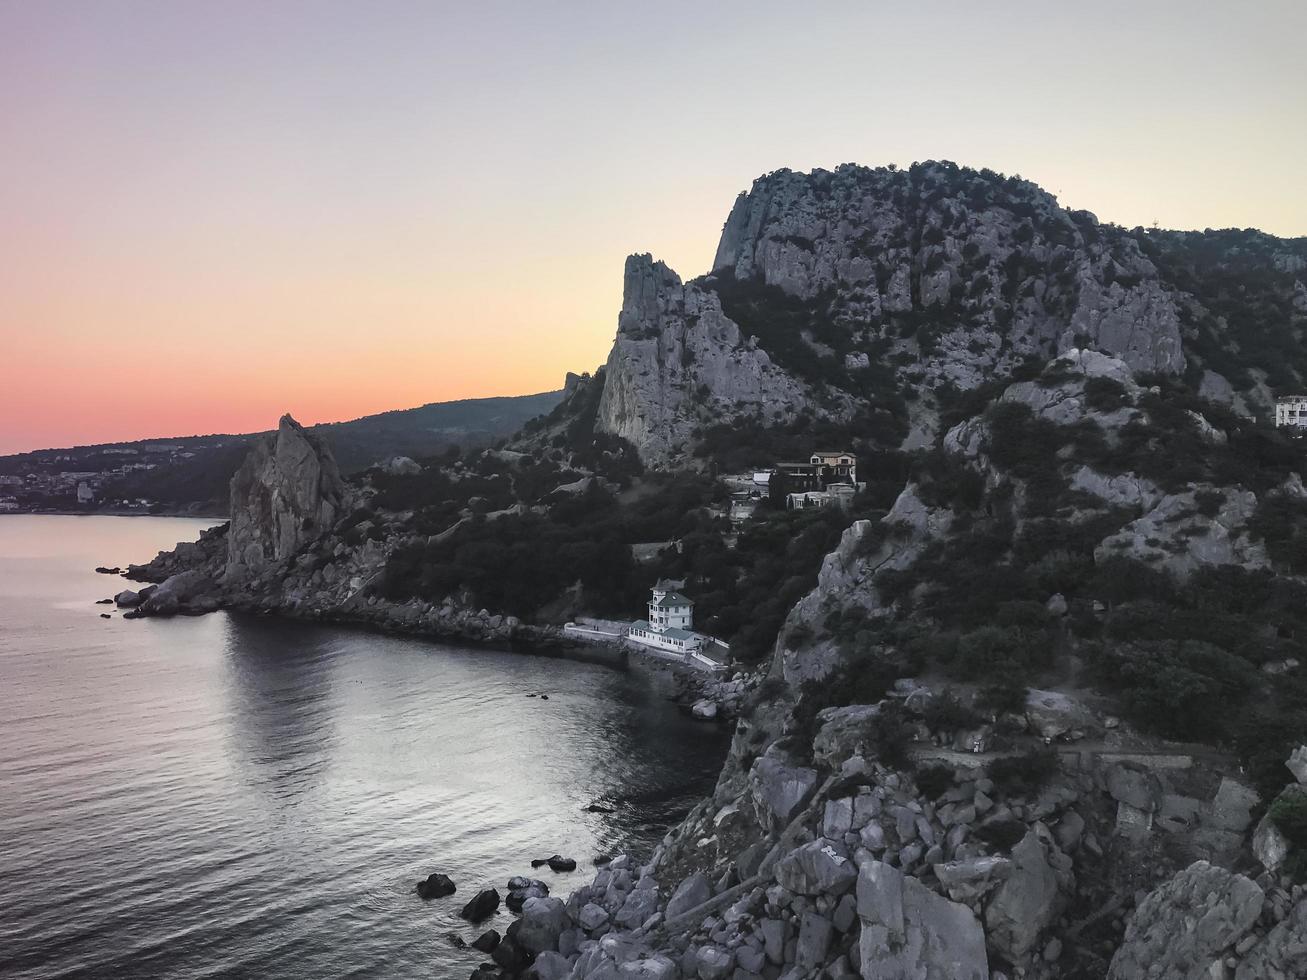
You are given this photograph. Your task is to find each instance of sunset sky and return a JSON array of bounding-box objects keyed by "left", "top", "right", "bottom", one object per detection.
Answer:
[{"left": 2, "top": 1, "right": 1304, "bottom": 454}]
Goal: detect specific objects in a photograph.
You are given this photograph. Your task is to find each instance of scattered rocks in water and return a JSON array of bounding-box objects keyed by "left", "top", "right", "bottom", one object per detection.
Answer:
[
  {"left": 99, "top": 613, "right": 111, "bottom": 619},
  {"left": 539, "top": 695, "right": 549, "bottom": 701},
  {"left": 415, "top": 872, "right": 456, "bottom": 900},
  {"left": 471, "top": 929, "right": 500, "bottom": 953},
  {"left": 445, "top": 932, "right": 467, "bottom": 948},
  {"left": 95, "top": 598, "right": 113, "bottom": 604},
  {"left": 530, "top": 854, "right": 576, "bottom": 873},
  {"left": 584, "top": 803, "right": 614, "bottom": 814},
  {"left": 459, "top": 887, "right": 500, "bottom": 922},
  {"left": 505, "top": 876, "right": 549, "bottom": 912},
  {"left": 490, "top": 935, "right": 530, "bottom": 972},
  {"left": 94, "top": 566, "right": 122, "bottom": 575},
  {"left": 114, "top": 589, "right": 143, "bottom": 608}
]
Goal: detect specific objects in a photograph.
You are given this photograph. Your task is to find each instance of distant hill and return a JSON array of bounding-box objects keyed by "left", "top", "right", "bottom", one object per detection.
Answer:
[
  {"left": 313, "top": 390, "right": 565, "bottom": 472},
  {"left": 0, "top": 389, "right": 564, "bottom": 515}
]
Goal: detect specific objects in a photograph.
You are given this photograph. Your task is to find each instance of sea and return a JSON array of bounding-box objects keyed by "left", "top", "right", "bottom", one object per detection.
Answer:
[{"left": 0, "top": 515, "right": 731, "bottom": 979}]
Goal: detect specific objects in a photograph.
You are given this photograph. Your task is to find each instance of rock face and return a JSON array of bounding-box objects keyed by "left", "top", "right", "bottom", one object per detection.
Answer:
[
  {"left": 225, "top": 415, "right": 347, "bottom": 582},
  {"left": 984, "top": 826, "right": 1067, "bottom": 961},
  {"left": 712, "top": 162, "right": 1185, "bottom": 380},
  {"left": 1108, "top": 861, "right": 1263, "bottom": 980},
  {"left": 1235, "top": 895, "right": 1307, "bottom": 979},
  {"left": 1096, "top": 486, "right": 1269, "bottom": 579},
  {"left": 594, "top": 254, "right": 812, "bottom": 464},
  {"left": 589, "top": 162, "right": 1209, "bottom": 464},
  {"left": 856, "top": 858, "right": 988, "bottom": 980}
]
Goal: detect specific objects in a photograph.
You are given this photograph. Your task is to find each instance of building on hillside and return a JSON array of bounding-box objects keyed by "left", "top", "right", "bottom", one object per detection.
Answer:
[
  {"left": 1275, "top": 396, "right": 1307, "bottom": 432},
  {"left": 773, "top": 451, "right": 859, "bottom": 498},
  {"left": 76, "top": 482, "right": 95, "bottom": 505},
  {"left": 774, "top": 461, "right": 821, "bottom": 492},
  {"left": 626, "top": 584, "right": 729, "bottom": 668},
  {"left": 809, "top": 451, "right": 857, "bottom": 484},
  {"left": 786, "top": 483, "right": 858, "bottom": 511},
  {"left": 729, "top": 495, "right": 758, "bottom": 524}
]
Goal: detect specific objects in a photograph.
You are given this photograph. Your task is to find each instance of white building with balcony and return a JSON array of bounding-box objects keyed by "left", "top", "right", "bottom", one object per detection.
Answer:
[
  {"left": 1275, "top": 396, "right": 1307, "bottom": 431},
  {"left": 627, "top": 584, "right": 700, "bottom": 653}
]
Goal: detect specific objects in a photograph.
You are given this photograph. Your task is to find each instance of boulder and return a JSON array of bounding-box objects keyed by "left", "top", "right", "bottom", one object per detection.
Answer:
[
  {"left": 382, "top": 456, "right": 421, "bottom": 476},
  {"left": 517, "top": 896, "right": 567, "bottom": 955},
  {"left": 460, "top": 887, "right": 501, "bottom": 922},
  {"left": 416, "top": 872, "right": 456, "bottom": 900},
  {"left": 811, "top": 703, "right": 881, "bottom": 766},
  {"left": 490, "top": 935, "right": 530, "bottom": 973},
  {"left": 617, "top": 955, "right": 677, "bottom": 979},
  {"left": 822, "top": 797, "right": 854, "bottom": 838},
  {"left": 1106, "top": 763, "right": 1162, "bottom": 812},
  {"left": 531, "top": 854, "right": 577, "bottom": 873},
  {"left": 795, "top": 911, "right": 833, "bottom": 971},
  {"left": 577, "top": 902, "right": 610, "bottom": 932},
  {"left": 1108, "top": 861, "right": 1263, "bottom": 980},
  {"left": 774, "top": 840, "right": 858, "bottom": 896},
  {"left": 1287, "top": 745, "right": 1307, "bottom": 785},
  {"left": 984, "top": 827, "right": 1065, "bottom": 961},
  {"left": 933, "top": 856, "right": 1012, "bottom": 903},
  {"left": 857, "top": 858, "right": 988, "bottom": 979},
  {"left": 665, "top": 872, "right": 712, "bottom": 919},
  {"left": 1207, "top": 777, "right": 1259, "bottom": 832},
  {"left": 528, "top": 950, "right": 572, "bottom": 980},
  {"left": 139, "top": 569, "right": 214, "bottom": 615},
  {"left": 1025, "top": 689, "right": 1096, "bottom": 740},
  {"left": 614, "top": 886, "right": 658, "bottom": 929},
  {"left": 749, "top": 749, "right": 819, "bottom": 829},
  {"left": 113, "top": 589, "right": 142, "bottom": 608},
  {"left": 690, "top": 699, "right": 718, "bottom": 720},
  {"left": 1235, "top": 894, "right": 1307, "bottom": 980},
  {"left": 694, "top": 945, "right": 733, "bottom": 980},
  {"left": 506, "top": 876, "right": 549, "bottom": 912},
  {"left": 1252, "top": 811, "right": 1290, "bottom": 872},
  {"left": 471, "top": 929, "right": 500, "bottom": 952}
]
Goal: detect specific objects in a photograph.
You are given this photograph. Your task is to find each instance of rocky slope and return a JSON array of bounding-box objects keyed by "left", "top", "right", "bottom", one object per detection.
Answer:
[
  {"left": 116, "top": 162, "right": 1307, "bottom": 979},
  {"left": 587, "top": 162, "right": 1304, "bottom": 466},
  {"left": 594, "top": 255, "right": 817, "bottom": 463}
]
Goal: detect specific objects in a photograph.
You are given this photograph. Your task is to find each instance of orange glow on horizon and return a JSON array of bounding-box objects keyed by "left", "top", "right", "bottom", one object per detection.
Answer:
[{"left": 2, "top": 1, "right": 1304, "bottom": 454}]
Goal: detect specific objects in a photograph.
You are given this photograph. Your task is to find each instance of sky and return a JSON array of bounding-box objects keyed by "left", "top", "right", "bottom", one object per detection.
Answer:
[{"left": 1, "top": 1, "right": 1304, "bottom": 454}]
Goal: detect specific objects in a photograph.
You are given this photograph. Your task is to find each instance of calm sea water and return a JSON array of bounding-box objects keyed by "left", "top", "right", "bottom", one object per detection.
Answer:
[{"left": 0, "top": 516, "right": 730, "bottom": 979}]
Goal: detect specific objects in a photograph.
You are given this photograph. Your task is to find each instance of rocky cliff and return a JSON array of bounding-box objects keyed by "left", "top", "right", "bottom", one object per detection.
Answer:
[
  {"left": 116, "top": 162, "right": 1307, "bottom": 980},
  {"left": 713, "top": 164, "right": 1184, "bottom": 377},
  {"left": 594, "top": 255, "right": 817, "bottom": 463},
  {"left": 585, "top": 162, "right": 1305, "bottom": 466},
  {"left": 225, "top": 414, "right": 348, "bottom": 582}
]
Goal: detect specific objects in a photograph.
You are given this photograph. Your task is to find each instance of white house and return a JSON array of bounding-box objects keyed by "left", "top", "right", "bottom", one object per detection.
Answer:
[
  {"left": 810, "top": 451, "right": 857, "bottom": 484},
  {"left": 1275, "top": 396, "right": 1307, "bottom": 431},
  {"left": 627, "top": 584, "right": 711, "bottom": 656}
]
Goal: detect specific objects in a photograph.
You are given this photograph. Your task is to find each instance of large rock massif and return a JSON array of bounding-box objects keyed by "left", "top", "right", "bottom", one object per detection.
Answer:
[
  {"left": 117, "top": 162, "right": 1307, "bottom": 978},
  {"left": 586, "top": 162, "right": 1254, "bottom": 465},
  {"left": 225, "top": 414, "right": 348, "bottom": 581},
  {"left": 594, "top": 255, "right": 813, "bottom": 463}
]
